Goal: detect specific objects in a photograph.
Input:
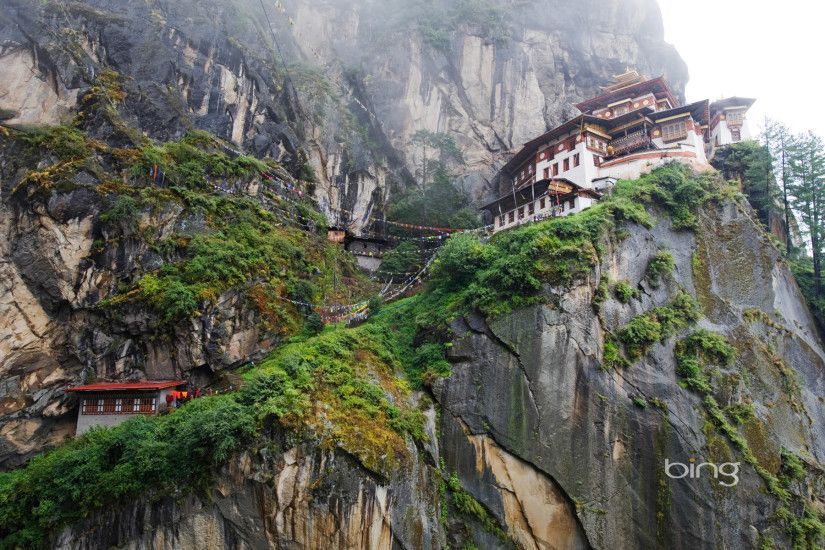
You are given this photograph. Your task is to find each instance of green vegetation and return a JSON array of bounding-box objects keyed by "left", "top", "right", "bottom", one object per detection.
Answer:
[
  {"left": 614, "top": 280, "right": 639, "bottom": 304},
  {"left": 412, "top": 0, "right": 514, "bottom": 50},
  {"left": 592, "top": 275, "right": 609, "bottom": 309},
  {"left": 388, "top": 131, "right": 478, "bottom": 229},
  {"left": 238, "top": 322, "right": 427, "bottom": 475},
  {"left": 645, "top": 251, "right": 675, "bottom": 288},
  {"left": 674, "top": 329, "right": 735, "bottom": 394},
  {"left": 0, "top": 162, "right": 746, "bottom": 545},
  {"left": 0, "top": 397, "right": 254, "bottom": 548},
  {"left": 446, "top": 473, "right": 511, "bottom": 543},
  {"left": 4, "top": 125, "right": 375, "bottom": 331},
  {"left": 711, "top": 140, "right": 775, "bottom": 230},
  {"left": 616, "top": 291, "right": 701, "bottom": 361},
  {"left": 379, "top": 241, "right": 423, "bottom": 275},
  {"left": 0, "top": 317, "right": 427, "bottom": 545}
]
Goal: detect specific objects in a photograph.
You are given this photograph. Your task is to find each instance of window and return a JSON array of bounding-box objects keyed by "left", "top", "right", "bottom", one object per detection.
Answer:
[
  {"left": 543, "top": 167, "right": 550, "bottom": 179},
  {"left": 573, "top": 153, "right": 580, "bottom": 167},
  {"left": 731, "top": 128, "right": 741, "bottom": 141},
  {"left": 563, "top": 158, "right": 570, "bottom": 171},
  {"left": 593, "top": 155, "right": 601, "bottom": 167},
  {"left": 540, "top": 197, "right": 546, "bottom": 209},
  {"left": 727, "top": 111, "right": 744, "bottom": 126},
  {"left": 81, "top": 395, "right": 157, "bottom": 415},
  {"left": 518, "top": 207, "right": 525, "bottom": 219},
  {"left": 567, "top": 137, "right": 576, "bottom": 150},
  {"left": 528, "top": 203, "right": 535, "bottom": 215},
  {"left": 569, "top": 199, "right": 575, "bottom": 210},
  {"left": 661, "top": 119, "right": 687, "bottom": 142},
  {"left": 498, "top": 216, "right": 504, "bottom": 227},
  {"left": 508, "top": 211, "right": 515, "bottom": 223}
]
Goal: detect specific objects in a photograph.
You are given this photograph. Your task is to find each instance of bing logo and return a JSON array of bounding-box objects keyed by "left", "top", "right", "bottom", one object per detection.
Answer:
[{"left": 664, "top": 457, "right": 740, "bottom": 487}]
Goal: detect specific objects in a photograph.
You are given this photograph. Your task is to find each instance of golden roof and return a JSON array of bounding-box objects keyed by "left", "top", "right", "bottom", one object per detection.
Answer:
[{"left": 600, "top": 69, "right": 648, "bottom": 93}]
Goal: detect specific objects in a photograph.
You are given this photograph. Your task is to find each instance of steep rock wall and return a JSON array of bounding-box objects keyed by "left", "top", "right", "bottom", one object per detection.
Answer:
[
  {"left": 55, "top": 439, "right": 444, "bottom": 549},
  {"left": 0, "top": 0, "right": 686, "bottom": 225},
  {"left": 434, "top": 200, "right": 825, "bottom": 549}
]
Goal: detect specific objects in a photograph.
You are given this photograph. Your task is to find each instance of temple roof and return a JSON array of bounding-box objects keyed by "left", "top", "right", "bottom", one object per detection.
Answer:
[
  {"left": 650, "top": 99, "right": 710, "bottom": 126},
  {"left": 67, "top": 380, "right": 186, "bottom": 392},
  {"left": 709, "top": 97, "right": 756, "bottom": 113},
  {"left": 600, "top": 69, "right": 648, "bottom": 93},
  {"left": 576, "top": 75, "right": 678, "bottom": 115}
]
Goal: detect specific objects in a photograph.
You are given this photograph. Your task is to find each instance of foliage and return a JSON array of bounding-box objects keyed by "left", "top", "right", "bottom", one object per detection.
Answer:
[
  {"left": 645, "top": 251, "right": 675, "bottom": 288},
  {"left": 778, "top": 448, "right": 806, "bottom": 485},
  {"left": 711, "top": 140, "right": 777, "bottom": 229},
  {"left": 446, "top": 473, "right": 511, "bottom": 542},
  {"left": 0, "top": 397, "right": 255, "bottom": 548},
  {"left": 614, "top": 280, "right": 639, "bottom": 304},
  {"left": 379, "top": 241, "right": 422, "bottom": 275},
  {"left": 99, "top": 195, "right": 139, "bottom": 232},
  {"left": 592, "top": 275, "right": 609, "bottom": 310},
  {"left": 414, "top": 0, "right": 514, "bottom": 50},
  {"left": 616, "top": 291, "right": 701, "bottom": 361},
  {"left": 674, "top": 329, "right": 736, "bottom": 394},
  {"left": 238, "top": 322, "right": 426, "bottom": 474},
  {"left": 388, "top": 165, "right": 478, "bottom": 229},
  {"left": 130, "top": 131, "right": 269, "bottom": 189},
  {"left": 790, "top": 257, "right": 825, "bottom": 334}
]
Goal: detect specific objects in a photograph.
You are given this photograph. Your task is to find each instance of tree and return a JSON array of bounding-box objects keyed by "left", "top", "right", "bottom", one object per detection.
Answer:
[
  {"left": 788, "top": 131, "right": 825, "bottom": 298},
  {"left": 380, "top": 241, "right": 422, "bottom": 275},
  {"left": 711, "top": 140, "right": 775, "bottom": 228},
  {"left": 409, "top": 130, "right": 463, "bottom": 190},
  {"left": 763, "top": 119, "right": 796, "bottom": 252}
]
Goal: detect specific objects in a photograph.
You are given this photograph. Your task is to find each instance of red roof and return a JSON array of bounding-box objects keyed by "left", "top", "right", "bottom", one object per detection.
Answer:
[{"left": 67, "top": 380, "right": 186, "bottom": 392}]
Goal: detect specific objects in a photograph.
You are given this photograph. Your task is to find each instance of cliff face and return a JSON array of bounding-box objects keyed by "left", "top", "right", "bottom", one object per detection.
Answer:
[
  {"left": 40, "top": 174, "right": 825, "bottom": 550},
  {"left": 0, "top": 0, "right": 686, "bottom": 467},
  {"left": 0, "top": 0, "right": 686, "bottom": 220},
  {"left": 54, "top": 439, "right": 443, "bottom": 550},
  {"left": 12, "top": 2, "right": 821, "bottom": 549},
  {"left": 434, "top": 199, "right": 825, "bottom": 549}
]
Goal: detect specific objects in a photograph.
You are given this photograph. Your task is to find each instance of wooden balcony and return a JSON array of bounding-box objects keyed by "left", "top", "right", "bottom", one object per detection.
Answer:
[{"left": 609, "top": 130, "right": 651, "bottom": 157}]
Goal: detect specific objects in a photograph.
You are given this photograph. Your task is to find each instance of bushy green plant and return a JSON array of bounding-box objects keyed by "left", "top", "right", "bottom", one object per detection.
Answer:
[
  {"left": 614, "top": 280, "right": 639, "bottom": 304},
  {"left": 0, "top": 397, "right": 254, "bottom": 548},
  {"left": 646, "top": 251, "right": 675, "bottom": 287},
  {"left": 674, "top": 329, "right": 736, "bottom": 394}
]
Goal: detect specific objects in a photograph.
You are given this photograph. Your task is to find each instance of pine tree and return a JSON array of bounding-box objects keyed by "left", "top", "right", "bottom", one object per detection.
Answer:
[
  {"left": 763, "top": 118, "right": 796, "bottom": 252},
  {"left": 788, "top": 131, "right": 825, "bottom": 298}
]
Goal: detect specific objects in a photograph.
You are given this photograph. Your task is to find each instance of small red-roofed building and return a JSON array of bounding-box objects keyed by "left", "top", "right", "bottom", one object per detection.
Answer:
[{"left": 67, "top": 380, "right": 186, "bottom": 434}]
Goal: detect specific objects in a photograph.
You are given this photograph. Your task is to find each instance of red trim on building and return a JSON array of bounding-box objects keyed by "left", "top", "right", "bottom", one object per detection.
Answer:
[
  {"left": 68, "top": 380, "right": 186, "bottom": 392},
  {"left": 599, "top": 150, "right": 697, "bottom": 169}
]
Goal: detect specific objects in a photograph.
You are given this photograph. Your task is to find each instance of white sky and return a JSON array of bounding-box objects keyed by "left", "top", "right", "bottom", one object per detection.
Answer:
[{"left": 658, "top": 0, "right": 825, "bottom": 138}]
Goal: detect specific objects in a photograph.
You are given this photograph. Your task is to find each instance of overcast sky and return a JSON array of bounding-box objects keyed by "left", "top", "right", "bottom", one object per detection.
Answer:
[{"left": 658, "top": 0, "right": 824, "bottom": 139}]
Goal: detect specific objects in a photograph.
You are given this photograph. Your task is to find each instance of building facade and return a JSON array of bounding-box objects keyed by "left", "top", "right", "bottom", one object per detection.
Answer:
[
  {"left": 68, "top": 380, "right": 186, "bottom": 434},
  {"left": 483, "top": 71, "right": 754, "bottom": 232}
]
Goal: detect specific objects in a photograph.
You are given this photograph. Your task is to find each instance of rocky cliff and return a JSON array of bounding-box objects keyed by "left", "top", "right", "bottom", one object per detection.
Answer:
[
  {"left": 0, "top": 0, "right": 686, "bottom": 468},
  {"left": 6, "top": 2, "right": 822, "bottom": 549},
  {"left": 14, "top": 166, "right": 822, "bottom": 550},
  {"left": 434, "top": 195, "right": 825, "bottom": 549},
  {"left": 0, "top": 0, "right": 686, "bottom": 222}
]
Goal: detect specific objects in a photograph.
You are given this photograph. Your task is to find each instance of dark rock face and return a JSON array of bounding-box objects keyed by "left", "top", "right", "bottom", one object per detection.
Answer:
[
  {"left": 0, "top": 0, "right": 687, "bottom": 467},
  {"left": 0, "top": 0, "right": 686, "bottom": 224},
  {"left": 433, "top": 202, "right": 825, "bottom": 549},
  {"left": 54, "top": 438, "right": 445, "bottom": 549}
]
